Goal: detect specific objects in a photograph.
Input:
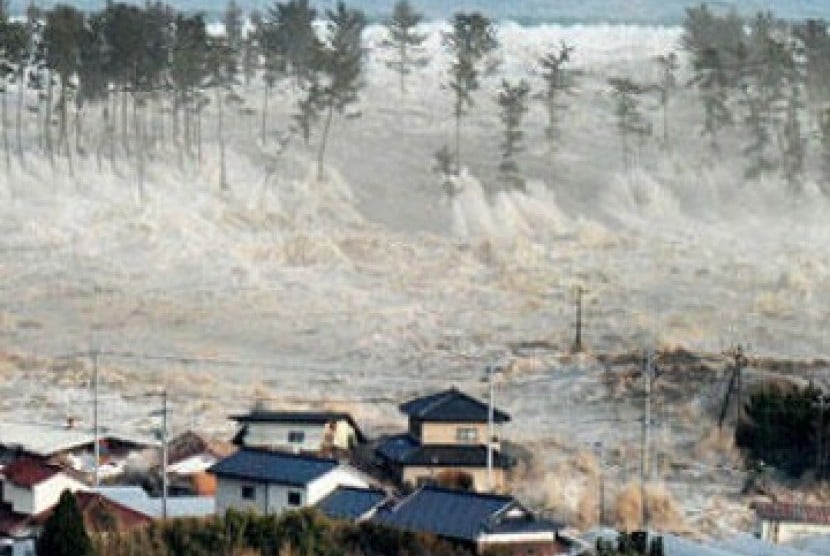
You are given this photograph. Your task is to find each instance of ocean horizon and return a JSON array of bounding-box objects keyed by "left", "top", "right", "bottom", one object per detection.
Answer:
[{"left": 7, "top": 0, "right": 830, "bottom": 25}]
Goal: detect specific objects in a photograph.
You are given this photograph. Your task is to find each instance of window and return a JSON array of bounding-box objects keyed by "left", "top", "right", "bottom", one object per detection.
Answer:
[
  {"left": 456, "top": 427, "right": 478, "bottom": 443},
  {"left": 287, "top": 491, "right": 302, "bottom": 506},
  {"left": 287, "top": 430, "right": 305, "bottom": 444},
  {"left": 241, "top": 485, "right": 255, "bottom": 500}
]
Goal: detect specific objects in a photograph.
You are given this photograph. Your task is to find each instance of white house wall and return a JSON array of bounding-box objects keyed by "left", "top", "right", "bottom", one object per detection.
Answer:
[
  {"left": 32, "top": 475, "right": 87, "bottom": 515},
  {"left": 244, "top": 423, "right": 324, "bottom": 453},
  {"left": 306, "top": 467, "right": 369, "bottom": 505},
  {"left": 215, "top": 477, "right": 268, "bottom": 515},
  {"left": 760, "top": 519, "right": 830, "bottom": 544},
  {"left": 4, "top": 483, "right": 34, "bottom": 515}
]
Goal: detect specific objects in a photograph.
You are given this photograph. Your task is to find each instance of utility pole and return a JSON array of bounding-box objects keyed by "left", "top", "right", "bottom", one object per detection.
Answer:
[
  {"left": 594, "top": 441, "right": 605, "bottom": 526},
  {"left": 573, "top": 285, "right": 586, "bottom": 353},
  {"left": 817, "top": 394, "right": 827, "bottom": 480},
  {"left": 91, "top": 348, "right": 100, "bottom": 488},
  {"left": 487, "top": 365, "right": 494, "bottom": 492},
  {"left": 161, "top": 389, "right": 169, "bottom": 520},
  {"left": 641, "top": 351, "right": 653, "bottom": 531}
]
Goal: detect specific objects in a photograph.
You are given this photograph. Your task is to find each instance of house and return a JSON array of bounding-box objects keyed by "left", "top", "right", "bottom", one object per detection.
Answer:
[
  {"left": 374, "top": 485, "right": 570, "bottom": 556},
  {"left": 315, "top": 486, "right": 389, "bottom": 521},
  {"left": 375, "top": 388, "right": 514, "bottom": 492},
  {"left": 0, "top": 459, "right": 87, "bottom": 549},
  {"left": 209, "top": 448, "right": 370, "bottom": 515},
  {"left": 0, "top": 421, "right": 154, "bottom": 480},
  {"left": 230, "top": 410, "right": 364, "bottom": 455},
  {"left": 95, "top": 486, "right": 216, "bottom": 519},
  {"left": 753, "top": 501, "right": 830, "bottom": 544},
  {"left": 0, "top": 458, "right": 87, "bottom": 516}
]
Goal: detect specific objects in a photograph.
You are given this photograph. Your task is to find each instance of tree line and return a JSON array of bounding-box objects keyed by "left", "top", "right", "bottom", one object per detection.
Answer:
[
  {"left": 3, "top": 1, "right": 830, "bottom": 199},
  {"left": 39, "top": 491, "right": 481, "bottom": 556}
]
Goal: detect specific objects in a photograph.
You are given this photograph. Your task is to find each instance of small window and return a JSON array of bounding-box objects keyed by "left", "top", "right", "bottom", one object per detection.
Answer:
[
  {"left": 288, "top": 431, "right": 305, "bottom": 444},
  {"left": 241, "top": 485, "right": 255, "bottom": 500},
  {"left": 456, "top": 427, "right": 478, "bottom": 443},
  {"left": 287, "top": 491, "right": 302, "bottom": 506}
]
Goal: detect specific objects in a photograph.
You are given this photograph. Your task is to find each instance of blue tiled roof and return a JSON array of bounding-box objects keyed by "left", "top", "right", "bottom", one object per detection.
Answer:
[
  {"left": 209, "top": 448, "right": 338, "bottom": 486},
  {"left": 376, "top": 434, "right": 419, "bottom": 462},
  {"left": 373, "top": 486, "right": 516, "bottom": 542},
  {"left": 376, "top": 435, "right": 515, "bottom": 469},
  {"left": 316, "top": 486, "right": 387, "bottom": 520},
  {"left": 400, "top": 388, "right": 511, "bottom": 423}
]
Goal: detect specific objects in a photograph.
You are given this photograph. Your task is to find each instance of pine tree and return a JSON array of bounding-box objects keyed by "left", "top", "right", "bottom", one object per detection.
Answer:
[
  {"left": 819, "top": 106, "right": 830, "bottom": 196},
  {"left": 0, "top": 4, "right": 29, "bottom": 171},
  {"left": 36, "top": 491, "right": 94, "bottom": 556},
  {"left": 383, "top": 0, "right": 427, "bottom": 94},
  {"left": 654, "top": 51, "right": 678, "bottom": 148},
  {"left": 223, "top": 0, "right": 244, "bottom": 56},
  {"left": 538, "top": 42, "right": 575, "bottom": 147},
  {"left": 496, "top": 79, "right": 530, "bottom": 191},
  {"left": 314, "top": 1, "right": 366, "bottom": 180},
  {"left": 443, "top": 12, "right": 498, "bottom": 173},
  {"left": 43, "top": 4, "right": 85, "bottom": 171},
  {"left": 682, "top": 4, "right": 743, "bottom": 152},
  {"left": 609, "top": 78, "right": 651, "bottom": 171}
]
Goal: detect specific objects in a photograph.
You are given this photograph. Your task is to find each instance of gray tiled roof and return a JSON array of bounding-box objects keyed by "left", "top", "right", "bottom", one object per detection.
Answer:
[
  {"left": 209, "top": 448, "right": 338, "bottom": 486},
  {"left": 373, "top": 486, "right": 518, "bottom": 542},
  {"left": 376, "top": 435, "right": 515, "bottom": 468},
  {"left": 400, "top": 388, "right": 510, "bottom": 423},
  {"left": 315, "top": 486, "right": 387, "bottom": 520}
]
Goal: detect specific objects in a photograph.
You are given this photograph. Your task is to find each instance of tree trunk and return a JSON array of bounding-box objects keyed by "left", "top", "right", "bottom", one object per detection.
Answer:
[
  {"left": 109, "top": 89, "right": 116, "bottom": 169},
  {"left": 121, "top": 87, "right": 129, "bottom": 154},
  {"left": 96, "top": 102, "right": 105, "bottom": 171},
  {"left": 316, "top": 102, "right": 335, "bottom": 181},
  {"left": 217, "top": 87, "right": 227, "bottom": 190},
  {"left": 454, "top": 108, "right": 461, "bottom": 176},
  {"left": 45, "top": 70, "right": 54, "bottom": 168},
  {"left": 15, "top": 72, "right": 24, "bottom": 164},
  {"left": 58, "top": 82, "right": 68, "bottom": 157},
  {"left": 2, "top": 88, "right": 10, "bottom": 173},
  {"left": 196, "top": 106, "right": 202, "bottom": 164},
  {"left": 134, "top": 93, "right": 144, "bottom": 201},
  {"left": 261, "top": 83, "right": 269, "bottom": 144}
]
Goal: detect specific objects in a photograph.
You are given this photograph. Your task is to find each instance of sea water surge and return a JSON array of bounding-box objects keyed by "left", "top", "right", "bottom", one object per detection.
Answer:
[{"left": 8, "top": 0, "right": 830, "bottom": 23}]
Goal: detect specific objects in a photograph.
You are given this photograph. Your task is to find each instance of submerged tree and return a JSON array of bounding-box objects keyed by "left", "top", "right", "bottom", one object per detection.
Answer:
[
  {"left": 496, "top": 79, "right": 530, "bottom": 191},
  {"left": 682, "top": 4, "right": 743, "bottom": 152},
  {"left": 443, "top": 11, "right": 498, "bottom": 173},
  {"left": 654, "top": 51, "right": 678, "bottom": 148},
  {"left": 0, "top": 5, "right": 29, "bottom": 170},
  {"left": 313, "top": 1, "right": 366, "bottom": 180},
  {"left": 43, "top": 4, "right": 85, "bottom": 171},
  {"left": 383, "top": 0, "right": 428, "bottom": 95},
  {"left": 537, "top": 42, "right": 575, "bottom": 147},
  {"left": 609, "top": 77, "right": 651, "bottom": 171},
  {"left": 820, "top": 107, "right": 830, "bottom": 196}
]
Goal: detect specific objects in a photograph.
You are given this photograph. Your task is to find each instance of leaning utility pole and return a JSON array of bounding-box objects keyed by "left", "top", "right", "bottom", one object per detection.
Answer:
[{"left": 640, "top": 351, "right": 653, "bottom": 531}]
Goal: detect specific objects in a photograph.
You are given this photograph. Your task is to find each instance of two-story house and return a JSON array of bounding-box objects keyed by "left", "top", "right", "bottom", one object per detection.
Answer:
[
  {"left": 230, "top": 410, "right": 364, "bottom": 456},
  {"left": 210, "top": 448, "right": 372, "bottom": 515},
  {"left": 375, "top": 387, "right": 514, "bottom": 492}
]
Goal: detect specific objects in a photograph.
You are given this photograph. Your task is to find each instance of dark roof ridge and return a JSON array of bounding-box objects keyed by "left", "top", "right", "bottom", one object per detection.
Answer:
[
  {"left": 232, "top": 446, "right": 339, "bottom": 465},
  {"left": 417, "top": 484, "right": 515, "bottom": 504}
]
